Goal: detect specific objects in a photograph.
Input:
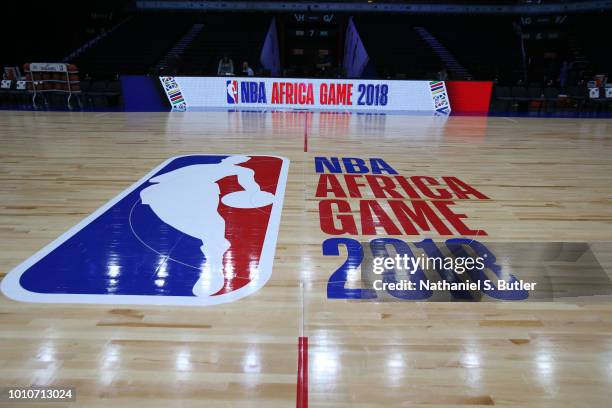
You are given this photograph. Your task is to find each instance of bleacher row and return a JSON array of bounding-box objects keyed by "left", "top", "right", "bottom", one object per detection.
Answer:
[
  {"left": 490, "top": 85, "right": 610, "bottom": 114},
  {"left": 63, "top": 13, "right": 271, "bottom": 77},
  {"left": 177, "top": 15, "right": 270, "bottom": 76},
  {"left": 74, "top": 14, "right": 193, "bottom": 76},
  {"left": 355, "top": 16, "right": 441, "bottom": 79},
  {"left": 3, "top": 13, "right": 521, "bottom": 86},
  {"left": 353, "top": 15, "right": 521, "bottom": 81}
]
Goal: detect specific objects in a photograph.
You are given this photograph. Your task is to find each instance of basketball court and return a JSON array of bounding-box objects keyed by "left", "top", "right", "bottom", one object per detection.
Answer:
[{"left": 1, "top": 110, "right": 612, "bottom": 407}]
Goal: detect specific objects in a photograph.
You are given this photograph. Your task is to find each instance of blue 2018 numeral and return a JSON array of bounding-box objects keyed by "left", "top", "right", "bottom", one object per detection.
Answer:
[
  {"left": 323, "top": 238, "right": 375, "bottom": 299},
  {"left": 357, "top": 84, "right": 389, "bottom": 106}
]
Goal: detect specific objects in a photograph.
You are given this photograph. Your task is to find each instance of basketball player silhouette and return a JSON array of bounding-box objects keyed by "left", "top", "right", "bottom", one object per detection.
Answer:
[
  {"left": 227, "top": 81, "right": 237, "bottom": 103},
  {"left": 140, "top": 156, "right": 272, "bottom": 297}
]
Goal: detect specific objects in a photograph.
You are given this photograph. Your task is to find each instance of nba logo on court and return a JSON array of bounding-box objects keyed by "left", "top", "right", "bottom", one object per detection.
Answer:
[
  {"left": 227, "top": 80, "right": 239, "bottom": 104},
  {"left": 1, "top": 155, "right": 289, "bottom": 306}
]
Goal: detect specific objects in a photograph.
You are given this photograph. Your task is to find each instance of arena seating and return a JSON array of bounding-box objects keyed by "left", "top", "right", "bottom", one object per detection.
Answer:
[
  {"left": 79, "top": 79, "right": 122, "bottom": 108},
  {"left": 489, "top": 84, "right": 607, "bottom": 115},
  {"left": 73, "top": 14, "right": 194, "bottom": 77},
  {"left": 424, "top": 16, "right": 521, "bottom": 82},
  {"left": 2, "top": 7, "right": 93, "bottom": 65},
  {"left": 2, "top": 7, "right": 609, "bottom": 115},
  {"left": 178, "top": 14, "right": 270, "bottom": 76},
  {"left": 565, "top": 14, "right": 611, "bottom": 79},
  {"left": 353, "top": 15, "right": 442, "bottom": 79},
  {"left": 351, "top": 15, "right": 522, "bottom": 81}
]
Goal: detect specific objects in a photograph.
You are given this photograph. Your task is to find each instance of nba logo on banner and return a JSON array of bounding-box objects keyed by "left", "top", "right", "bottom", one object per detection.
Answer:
[
  {"left": 227, "top": 80, "right": 239, "bottom": 104},
  {"left": 1, "top": 155, "right": 289, "bottom": 306}
]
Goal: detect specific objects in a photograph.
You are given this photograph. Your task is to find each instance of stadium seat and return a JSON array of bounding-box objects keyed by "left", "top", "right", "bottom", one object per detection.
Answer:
[
  {"left": 543, "top": 88, "right": 560, "bottom": 113},
  {"left": 511, "top": 86, "right": 529, "bottom": 101},
  {"left": 492, "top": 86, "right": 512, "bottom": 112}
]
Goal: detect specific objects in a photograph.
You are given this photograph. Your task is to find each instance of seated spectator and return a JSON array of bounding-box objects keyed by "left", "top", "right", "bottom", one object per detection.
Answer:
[
  {"left": 217, "top": 55, "right": 234, "bottom": 76},
  {"left": 242, "top": 61, "right": 254, "bottom": 77},
  {"left": 315, "top": 50, "right": 332, "bottom": 77},
  {"left": 437, "top": 68, "right": 448, "bottom": 81}
]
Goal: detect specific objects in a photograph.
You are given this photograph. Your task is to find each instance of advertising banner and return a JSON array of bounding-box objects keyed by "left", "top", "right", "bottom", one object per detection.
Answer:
[{"left": 159, "top": 76, "right": 451, "bottom": 113}]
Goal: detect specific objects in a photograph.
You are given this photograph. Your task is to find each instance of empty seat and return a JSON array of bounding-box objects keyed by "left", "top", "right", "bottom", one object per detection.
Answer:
[
  {"left": 511, "top": 87, "right": 529, "bottom": 100},
  {"left": 527, "top": 87, "right": 542, "bottom": 99},
  {"left": 543, "top": 88, "right": 559, "bottom": 100}
]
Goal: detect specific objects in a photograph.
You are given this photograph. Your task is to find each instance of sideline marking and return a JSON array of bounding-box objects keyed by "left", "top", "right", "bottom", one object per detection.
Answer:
[
  {"left": 304, "top": 113, "right": 309, "bottom": 152},
  {"left": 296, "top": 336, "right": 309, "bottom": 408}
]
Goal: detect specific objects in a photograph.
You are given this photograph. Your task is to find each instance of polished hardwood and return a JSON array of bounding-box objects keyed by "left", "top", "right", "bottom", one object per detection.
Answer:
[{"left": 1, "top": 111, "right": 612, "bottom": 407}]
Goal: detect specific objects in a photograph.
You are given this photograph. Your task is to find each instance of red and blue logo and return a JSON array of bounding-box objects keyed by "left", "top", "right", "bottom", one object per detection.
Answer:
[
  {"left": 226, "top": 80, "right": 239, "bottom": 104},
  {"left": 1, "top": 155, "right": 289, "bottom": 306}
]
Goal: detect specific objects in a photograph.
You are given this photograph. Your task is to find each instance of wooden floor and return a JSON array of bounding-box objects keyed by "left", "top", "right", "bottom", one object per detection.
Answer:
[{"left": 1, "top": 110, "right": 612, "bottom": 407}]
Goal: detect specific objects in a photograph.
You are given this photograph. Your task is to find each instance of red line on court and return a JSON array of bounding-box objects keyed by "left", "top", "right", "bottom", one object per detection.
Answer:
[
  {"left": 303, "top": 113, "right": 308, "bottom": 152},
  {"left": 296, "top": 336, "right": 308, "bottom": 408}
]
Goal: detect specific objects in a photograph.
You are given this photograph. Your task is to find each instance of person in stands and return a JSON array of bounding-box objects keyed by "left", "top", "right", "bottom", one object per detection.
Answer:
[
  {"left": 315, "top": 50, "right": 332, "bottom": 77},
  {"left": 242, "top": 61, "right": 254, "bottom": 76},
  {"left": 437, "top": 68, "right": 448, "bottom": 81},
  {"left": 217, "top": 54, "right": 234, "bottom": 76}
]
